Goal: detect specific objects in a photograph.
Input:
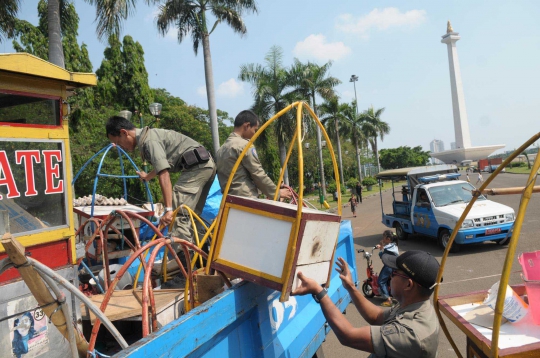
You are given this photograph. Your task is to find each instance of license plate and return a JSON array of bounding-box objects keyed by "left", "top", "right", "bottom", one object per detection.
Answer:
[{"left": 485, "top": 228, "right": 501, "bottom": 235}]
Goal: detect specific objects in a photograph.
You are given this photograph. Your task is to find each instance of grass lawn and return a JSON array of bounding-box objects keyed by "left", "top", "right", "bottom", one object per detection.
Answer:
[
  {"left": 506, "top": 167, "right": 535, "bottom": 174},
  {"left": 302, "top": 180, "right": 407, "bottom": 211}
]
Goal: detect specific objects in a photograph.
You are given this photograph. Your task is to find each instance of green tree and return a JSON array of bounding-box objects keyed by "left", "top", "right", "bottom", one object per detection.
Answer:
[
  {"left": 0, "top": 0, "right": 20, "bottom": 43},
  {"left": 155, "top": 0, "right": 258, "bottom": 154},
  {"left": 379, "top": 146, "right": 430, "bottom": 169},
  {"left": 361, "top": 105, "right": 389, "bottom": 173},
  {"left": 239, "top": 46, "right": 296, "bottom": 185},
  {"left": 319, "top": 96, "right": 346, "bottom": 188},
  {"left": 290, "top": 60, "right": 341, "bottom": 196},
  {"left": 95, "top": 34, "right": 153, "bottom": 112}
]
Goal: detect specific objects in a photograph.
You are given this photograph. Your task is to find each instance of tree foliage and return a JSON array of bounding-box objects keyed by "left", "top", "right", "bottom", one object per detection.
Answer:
[
  {"left": 0, "top": 0, "right": 20, "bottom": 43},
  {"left": 95, "top": 34, "right": 153, "bottom": 112},
  {"left": 379, "top": 146, "right": 431, "bottom": 169}
]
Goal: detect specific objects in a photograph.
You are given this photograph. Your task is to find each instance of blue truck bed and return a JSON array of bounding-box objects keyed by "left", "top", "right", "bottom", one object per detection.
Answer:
[{"left": 116, "top": 220, "right": 356, "bottom": 357}]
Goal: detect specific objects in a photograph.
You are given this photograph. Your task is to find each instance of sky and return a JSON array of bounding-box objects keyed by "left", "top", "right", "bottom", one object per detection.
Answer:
[{"left": 5, "top": 0, "right": 540, "bottom": 155}]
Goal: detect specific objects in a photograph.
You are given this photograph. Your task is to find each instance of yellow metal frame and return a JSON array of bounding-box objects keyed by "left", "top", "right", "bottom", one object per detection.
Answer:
[
  {"left": 434, "top": 131, "right": 540, "bottom": 358},
  {"left": 0, "top": 53, "right": 97, "bottom": 262},
  {"left": 206, "top": 101, "right": 342, "bottom": 302}
]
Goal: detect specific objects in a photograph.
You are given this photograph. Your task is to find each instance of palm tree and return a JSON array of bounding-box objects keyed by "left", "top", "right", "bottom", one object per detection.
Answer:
[
  {"left": 361, "top": 106, "right": 389, "bottom": 173},
  {"left": 1, "top": 0, "right": 65, "bottom": 67},
  {"left": 319, "top": 96, "right": 346, "bottom": 188},
  {"left": 154, "top": 0, "right": 257, "bottom": 154},
  {"left": 47, "top": 0, "right": 64, "bottom": 67},
  {"left": 239, "top": 46, "right": 295, "bottom": 185},
  {"left": 342, "top": 102, "right": 368, "bottom": 181},
  {"left": 290, "top": 60, "right": 341, "bottom": 197},
  {"left": 0, "top": 0, "right": 20, "bottom": 43}
]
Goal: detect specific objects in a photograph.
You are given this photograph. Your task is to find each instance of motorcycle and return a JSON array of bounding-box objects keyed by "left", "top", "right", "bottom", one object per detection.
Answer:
[{"left": 357, "top": 247, "right": 392, "bottom": 298}]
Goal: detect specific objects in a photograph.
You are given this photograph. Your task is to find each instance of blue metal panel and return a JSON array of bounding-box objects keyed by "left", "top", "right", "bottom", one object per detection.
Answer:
[{"left": 116, "top": 221, "right": 356, "bottom": 358}]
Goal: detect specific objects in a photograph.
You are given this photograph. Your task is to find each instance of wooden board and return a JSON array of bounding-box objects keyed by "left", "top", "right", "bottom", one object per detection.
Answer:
[
  {"left": 438, "top": 285, "right": 540, "bottom": 357},
  {"left": 82, "top": 289, "right": 184, "bottom": 324}
]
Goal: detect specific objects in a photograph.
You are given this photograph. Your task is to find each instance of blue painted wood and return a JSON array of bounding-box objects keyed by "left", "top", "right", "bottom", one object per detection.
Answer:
[{"left": 115, "top": 221, "right": 357, "bottom": 358}]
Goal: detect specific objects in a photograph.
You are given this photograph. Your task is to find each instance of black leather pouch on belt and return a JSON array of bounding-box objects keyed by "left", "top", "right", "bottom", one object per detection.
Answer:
[
  {"left": 181, "top": 146, "right": 210, "bottom": 169},
  {"left": 194, "top": 146, "right": 210, "bottom": 163}
]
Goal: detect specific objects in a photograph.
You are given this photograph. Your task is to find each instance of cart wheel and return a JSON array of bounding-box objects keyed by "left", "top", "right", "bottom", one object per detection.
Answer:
[
  {"left": 438, "top": 228, "right": 460, "bottom": 253},
  {"left": 362, "top": 282, "right": 374, "bottom": 298},
  {"left": 393, "top": 222, "right": 408, "bottom": 241}
]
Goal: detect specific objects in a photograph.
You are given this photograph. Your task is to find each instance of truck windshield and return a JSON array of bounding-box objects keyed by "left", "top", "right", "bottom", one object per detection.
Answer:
[{"left": 428, "top": 182, "right": 486, "bottom": 207}]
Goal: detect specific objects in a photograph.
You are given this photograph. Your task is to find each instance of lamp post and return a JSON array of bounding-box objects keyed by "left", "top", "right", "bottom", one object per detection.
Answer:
[
  {"left": 349, "top": 74, "right": 363, "bottom": 181},
  {"left": 350, "top": 75, "right": 359, "bottom": 115}
]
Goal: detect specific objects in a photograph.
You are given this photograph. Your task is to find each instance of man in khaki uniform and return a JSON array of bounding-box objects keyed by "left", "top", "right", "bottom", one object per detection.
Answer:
[
  {"left": 106, "top": 116, "right": 215, "bottom": 244},
  {"left": 292, "top": 250, "right": 441, "bottom": 358},
  {"left": 216, "top": 110, "right": 291, "bottom": 200}
]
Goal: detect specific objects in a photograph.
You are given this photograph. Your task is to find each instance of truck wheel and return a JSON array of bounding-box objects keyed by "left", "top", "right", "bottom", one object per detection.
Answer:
[
  {"left": 394, "top": 222, "right": 408, "bottom": 241},
  {"left": 438, "top": 229, "right": 460, "bottom": 253},
  {"left": 362, "top": 282, "right": 374, "bottom": 298}
]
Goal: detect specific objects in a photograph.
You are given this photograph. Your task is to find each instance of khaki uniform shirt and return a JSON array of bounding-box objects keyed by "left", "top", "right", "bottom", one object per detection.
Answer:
[
  {"left": 215, "top": 132, "right": 276, "bottom": 198},
  {"left": 369, "top": 300, "right": 439, "bottom": 358},
  {"left": 135, "top": 127, "right": 201, "bottom": 173}
]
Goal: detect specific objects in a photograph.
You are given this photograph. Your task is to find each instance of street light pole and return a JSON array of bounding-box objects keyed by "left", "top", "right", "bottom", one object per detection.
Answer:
[{"left": 350, "top": 74, "right": 363, "bottom": 181}]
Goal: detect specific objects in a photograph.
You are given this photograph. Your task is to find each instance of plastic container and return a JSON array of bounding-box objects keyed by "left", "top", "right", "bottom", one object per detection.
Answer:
[
  {"left": 519, "top": 250, "right": 540, "bottom": 280},
  {"left": 519, "top": 251, "right": 540, "bottom": 324},
  {"left": 484, "top": 281, "right": 528, "bottom": 323},
  {"left": 98, "top": 264, "right": 133, "bottom": 290}
]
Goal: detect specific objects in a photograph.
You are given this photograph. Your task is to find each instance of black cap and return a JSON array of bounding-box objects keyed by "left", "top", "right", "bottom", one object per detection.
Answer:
[{"left": 382, "top": 250, "right": 441, "bottom": 289}]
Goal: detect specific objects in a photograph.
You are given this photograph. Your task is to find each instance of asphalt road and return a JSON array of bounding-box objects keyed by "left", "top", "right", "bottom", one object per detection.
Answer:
[{"left": 322, "top": 171, "right": 540, "bottom": 357}]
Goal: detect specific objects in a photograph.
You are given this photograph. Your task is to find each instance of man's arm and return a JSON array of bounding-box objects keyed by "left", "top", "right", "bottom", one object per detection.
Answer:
[
  {"left": 242, "top": 147, "right": 291, "bottom": 199},
  {"left": 336, "top": 257, "right": 386, "bottom": 325},
  {"left": 156, "top": 169, "right": 174, "bottom": 226},
  {"left": 292, "top": 272, "right": 375, "bottom": 352}
]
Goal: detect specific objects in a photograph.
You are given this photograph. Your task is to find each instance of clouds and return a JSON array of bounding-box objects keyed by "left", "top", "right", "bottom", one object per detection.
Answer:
[
  {"left": 293, "top": 34, "right": 351, "bottom": 61},
  {"left": 198, "top": 78, "right": 245, "bottom": 98},
  {"left": 337, "top": 8, "right": 427, "bottom": 38}
]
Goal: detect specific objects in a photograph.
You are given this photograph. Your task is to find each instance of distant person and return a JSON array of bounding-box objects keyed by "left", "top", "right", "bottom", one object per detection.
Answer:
[
  {"left": 476, "top": 172, "right": 484, "bottom": 185},
  {"left": 355, "top": 182, "right": 363, "bottom": 203},
  {"left": 375, "top": 230, "right": 399, "bottom": 307},
  {"left": 466, "top": 173, "right": 470, "bottom": 183},
  {"left": 215, "top": 110, "right": 291, "bottom": 200},
  {"left": 292, "top": 250, "right": 441, "bottom": 357},
  {"left": 349, "top": 194, "right": 358, "bottom": 217}
]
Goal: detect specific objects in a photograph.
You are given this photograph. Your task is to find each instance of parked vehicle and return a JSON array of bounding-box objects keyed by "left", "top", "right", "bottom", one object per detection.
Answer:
[
  {"left": 490, "top": 164, "right": 505, "bottom": 173},
  {"left": 375, "top": 165, "right": 515, "bottom": 253},
  {"left": 482, "top": 166, "right": 491, "bottom": 172}
]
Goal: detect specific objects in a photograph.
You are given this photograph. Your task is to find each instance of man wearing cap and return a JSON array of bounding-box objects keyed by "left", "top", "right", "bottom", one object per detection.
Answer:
[
  {"left": 216, "top": 110, "right": 291, "bottom": 200},
  {"left": 292, "top": 250, "right": 441, "bottom": 358}
]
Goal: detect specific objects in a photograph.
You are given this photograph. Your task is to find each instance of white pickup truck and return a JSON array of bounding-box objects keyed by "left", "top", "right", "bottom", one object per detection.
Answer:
[{"left": 376, "top": 165, "right": 515, "bottom": 252}]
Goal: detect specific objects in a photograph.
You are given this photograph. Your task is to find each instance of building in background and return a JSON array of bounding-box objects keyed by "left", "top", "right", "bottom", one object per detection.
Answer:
[
  {"left": 430, "top": 139, "right": 445, "bottom": 164},
  {"left": 450, "top": 142, "right": 456, "bottom": 150}
]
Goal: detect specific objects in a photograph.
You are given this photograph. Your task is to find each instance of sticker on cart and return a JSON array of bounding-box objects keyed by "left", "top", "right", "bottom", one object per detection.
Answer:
[{"left": 7, "top": 296, "right": 49, "bottom": 358}]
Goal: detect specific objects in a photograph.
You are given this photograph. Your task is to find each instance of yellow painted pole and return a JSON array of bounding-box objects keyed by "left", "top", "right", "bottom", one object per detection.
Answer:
[
  {"left": 273, "top": 131, "right": 299, "bottom": 201},
  {"left": 433, "top": 131, "right": 540, "bottom": 358},
  {"left": 491, "top": 151, "right": 540, "bottom": 358},
  {"left": 279, "top": 102, "right": 305, "bottom": 302}
]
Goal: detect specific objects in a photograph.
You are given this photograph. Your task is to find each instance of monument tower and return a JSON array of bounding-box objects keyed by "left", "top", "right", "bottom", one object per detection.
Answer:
[
  {"left": 431, "top": 21, "right": 504, "bottom": 164},
  {"left": 441, "top": 21, "right": 471, "bottom": 149}
]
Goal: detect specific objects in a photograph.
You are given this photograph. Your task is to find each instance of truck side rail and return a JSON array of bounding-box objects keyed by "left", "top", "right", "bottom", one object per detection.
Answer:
[{"left": 116, "top": 221, "right": 356, "bottom": 358}]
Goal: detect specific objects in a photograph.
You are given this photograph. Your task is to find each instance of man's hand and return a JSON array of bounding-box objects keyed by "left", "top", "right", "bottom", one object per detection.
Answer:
[
  {"left": 160, "top": 210, "right": 173, "bottom": 227},
  {"left": 137, "top": 171, "right": 150, "bottom": 182},
  {"left": 336, "top": 257, "right": 355, "bottom": 291},
  {"left": 291, "top": 272, "right": 322, "bottom": 296},
  {"left": 279, "top": 188, "right": 292, "bottom": 200}
]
